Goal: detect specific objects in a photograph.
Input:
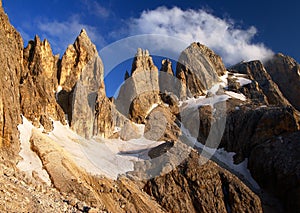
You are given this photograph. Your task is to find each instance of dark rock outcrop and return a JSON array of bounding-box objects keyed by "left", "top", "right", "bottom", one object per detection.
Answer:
[
  {"left": 228, "top": 74, "right": 268, "bottom": 105},
  {"left": 265, "top": 53, "right": 300, "bottom": 111},
  {"left": 249, "top": 131, "right": 300, "bottom": 212},
  {"left": 221, "top": 104, "right": 298, "bottom": 163},
  {"left": 230, "top": 60, "right": 290, "bottom": 107}
]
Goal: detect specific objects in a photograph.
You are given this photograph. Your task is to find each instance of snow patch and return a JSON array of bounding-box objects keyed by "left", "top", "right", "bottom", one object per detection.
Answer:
[
  {"left": 47, "top": 121, "right": 163, "bottom": 179},
  {"left": 219, "top": 71, "right": 229, "bottom": 85},
  {"left": 145, "top": 103, "right": 158, "bottom": 116},
  {"left": 17, "top": 116, "right": 51, "bottom": 185},
  {"left": 181, "top": 125, "right": 260, "bottom": 190},
  {"left": 55, "top": 85, "right": 63, "bottom": 100},
  {"left": 182, "top": 95, "right": 229, "bottom": 110},
  {"left": 57, "top": 85, "right": 62, "bottom": 93},
  {"left": 225, "top": 91, "right": 247, "bottom": 101},
  {"left": 236, "top": 76, "right": 252, "bottom": 86}
]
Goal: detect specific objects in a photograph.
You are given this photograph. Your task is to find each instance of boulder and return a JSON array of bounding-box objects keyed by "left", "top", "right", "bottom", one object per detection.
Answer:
[{"left": 119, "top": 120, "right": 141, "bottom": 141}]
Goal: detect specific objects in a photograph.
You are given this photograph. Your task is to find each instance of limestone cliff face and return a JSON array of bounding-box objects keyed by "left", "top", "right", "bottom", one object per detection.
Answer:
[
  {"left": 59, "top": 29, "right": 97, "bottom": 92},
  {"left": 115, "top": 48, "right": 160, "bottom": 123},
  {"left": 176, "top": 42, "right": 222, "bottom": 98},
  {"left": 0, "top": 2, "right": 22, "bottom": 151},
  {"left": 57, "top": 30, "right": 114, "bottom": 138},
  {"left": 196, "top": 43, "right": 226, "bottom": 76},
  {"left": 265, "top": 53, "right": 300, "bottom": 111},
  {"left": 21, "top": 36, "right": 66, "bottom": 131}
]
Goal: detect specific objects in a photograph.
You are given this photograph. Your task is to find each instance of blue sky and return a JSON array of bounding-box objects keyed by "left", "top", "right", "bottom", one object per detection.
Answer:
[{"left": 2, "top": 0, "right": 300, "bottom": 96}]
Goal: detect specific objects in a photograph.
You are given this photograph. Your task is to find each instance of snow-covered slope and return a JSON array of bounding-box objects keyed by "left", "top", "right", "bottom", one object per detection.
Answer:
[{"left": 17, "top": 116, "right": 164, "bottom": 180}]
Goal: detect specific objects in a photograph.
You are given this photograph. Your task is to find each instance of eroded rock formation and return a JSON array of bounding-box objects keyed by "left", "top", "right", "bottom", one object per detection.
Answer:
[
  {"left": 21, "top": 35, "right": 66, "bottom": 132},
  {"left": 115, "top": 48, "right": 160, "bottom": 123}
]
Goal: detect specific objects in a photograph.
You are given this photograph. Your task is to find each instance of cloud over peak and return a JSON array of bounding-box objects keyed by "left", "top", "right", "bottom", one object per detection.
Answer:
[{"left": 128, "top": 6, "right": 274, "bottom": 65}]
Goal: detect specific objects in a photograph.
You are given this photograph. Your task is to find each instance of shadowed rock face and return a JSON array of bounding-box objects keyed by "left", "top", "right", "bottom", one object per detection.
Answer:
[
  {"left": 264, "top": 53, "right": 300, "bottom": 111},
  {"left": 176, "top": 42, "right": 223, "bottom": 99},
  {"left": 144, "top": 151, "right": 263, "bottom": 213},
  {"left": 221, "top": 104, "right": 298, "bottom": 163},
  {"left": 249, "top": 131, "right": 300, "bottom": 212},
  {"left": 230, "top": 60, "right": 290, "bottom": 107},
  {"left": 0, "top": 2, "right": 22, "bottom": 151}
]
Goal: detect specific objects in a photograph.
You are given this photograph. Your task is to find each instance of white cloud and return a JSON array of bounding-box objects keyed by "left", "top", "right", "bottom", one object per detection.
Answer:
[
  {"left": 36, "top": 16, "right": 105, "bottom": 55},
  {"left": 127, "top": 7, "right": 274, "bottom": 65}
]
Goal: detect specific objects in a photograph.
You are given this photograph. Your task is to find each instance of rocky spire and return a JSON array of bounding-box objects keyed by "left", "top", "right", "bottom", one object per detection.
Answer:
[
  {"left": 115, "top": 48, "right": 160, "bottom": 123},
  {"left": 21, "top": 34, "right": 66, "bottom": 131},
  {"left": 59, "top": 29, "right": 97, "bottom": 91},
  {"left": 131, "top": 48, "right": 158, "bottom": 76},
  {"left": 160, "top": 59, "right": 174, "bottom": 75},
  {"left": 56, "top": 29, "right": 114, "bottom": 138}
]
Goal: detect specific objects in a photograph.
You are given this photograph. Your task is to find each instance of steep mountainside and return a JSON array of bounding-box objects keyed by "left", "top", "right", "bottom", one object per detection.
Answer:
[
  {"left": 0, "top": 1, "right": 22, "bottom": 153},
  {"left": 0, "top": 1, "right": 299, "bottom": 212}
]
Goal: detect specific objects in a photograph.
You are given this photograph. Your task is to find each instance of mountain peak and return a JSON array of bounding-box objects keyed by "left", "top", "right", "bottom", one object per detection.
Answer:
[
  {"left": 131, "top": 48, "right": 158, "bottom": 75},
  {"left": 59, "top": 29, "right": 97, "bottom": 90},
  {"left": 80, "top": 28, "right": 87, "bottom": 35}
]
